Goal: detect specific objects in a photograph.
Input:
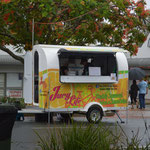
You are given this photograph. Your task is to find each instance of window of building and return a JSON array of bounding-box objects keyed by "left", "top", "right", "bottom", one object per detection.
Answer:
[
  {"left": 6, "top": 73, "right": 22, "bottom": 88},
  {"left": 0, "top": 73, "right": 23, "bottom": 98},
  {"left": 0, "top": 74, "right": 5, "bottom": 97},
  {"left": 6, "top": 73, "right": 23, "bottom": 98},
  {"left": 58, "top": 49, "right": 117, "bottom": 83}
]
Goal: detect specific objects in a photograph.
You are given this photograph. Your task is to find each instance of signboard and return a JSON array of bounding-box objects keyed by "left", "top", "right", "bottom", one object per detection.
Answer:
[
  {"left": 89, "top": 67, "right": 101, "bottom": 76},
  {"left": 7, "top": 90, "right": 23, "bottom": 98},
  {"left": 39, "top": 69, "right": 128, "bottom": 109}
]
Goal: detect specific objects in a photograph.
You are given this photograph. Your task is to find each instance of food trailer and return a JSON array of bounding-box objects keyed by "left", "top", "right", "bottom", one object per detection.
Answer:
[{"left": 24, "top": 45, "right": 128, "bottom": 123}]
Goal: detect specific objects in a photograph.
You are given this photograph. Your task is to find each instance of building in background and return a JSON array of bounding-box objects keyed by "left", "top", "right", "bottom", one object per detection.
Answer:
[{"left": 0, "top": 46, "right": 24, "bottom": 98}]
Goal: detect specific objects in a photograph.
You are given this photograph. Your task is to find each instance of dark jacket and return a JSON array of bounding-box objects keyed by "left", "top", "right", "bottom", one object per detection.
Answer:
[
  {"left": 82, "top": 63, "right": 90, "bottom": 75},
  {"left": 130, "top": 84, "right": 139, "bottom": 98}
]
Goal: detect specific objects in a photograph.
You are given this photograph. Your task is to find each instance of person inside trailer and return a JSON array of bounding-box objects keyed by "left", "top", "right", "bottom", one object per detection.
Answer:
[
  {"left": 61, "top": 66, "right": 69, "bottom": 75},
  {"left": 80, "top": 58, "right": 91, "bottom": 75}
]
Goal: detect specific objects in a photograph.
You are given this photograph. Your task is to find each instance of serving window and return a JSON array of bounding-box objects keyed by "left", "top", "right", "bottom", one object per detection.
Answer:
[{"left": 58, "top": 49, "right": 118, "bottom": 83}]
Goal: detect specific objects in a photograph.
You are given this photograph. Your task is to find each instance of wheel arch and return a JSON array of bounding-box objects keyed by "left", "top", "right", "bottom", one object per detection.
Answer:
[{"left": 83, "top": 102, "right": 107, "bottom": 115}]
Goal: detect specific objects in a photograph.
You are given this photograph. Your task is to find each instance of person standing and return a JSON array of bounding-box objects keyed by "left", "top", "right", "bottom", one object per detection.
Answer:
[
  {"left": 138, "top": 79, "right": 148, "bottom": 110},
  {"left": 80, "top": 58, "right": 90, "bottom": 75},
  {"left": 130, "top": 80, "right": 139, "bottom": 109}
]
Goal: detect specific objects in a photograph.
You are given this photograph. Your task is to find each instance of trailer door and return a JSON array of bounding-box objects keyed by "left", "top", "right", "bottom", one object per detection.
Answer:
[
  {"left": 34, "top": 51, "right": 39, "bottom": 104},
  {"left": 23, "top": 51, "right": 32, "bottom": 104}
]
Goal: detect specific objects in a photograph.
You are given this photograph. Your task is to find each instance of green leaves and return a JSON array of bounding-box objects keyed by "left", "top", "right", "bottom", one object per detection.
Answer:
[{"left": 0, "top": 0, "right": 149, "bottom": 56}]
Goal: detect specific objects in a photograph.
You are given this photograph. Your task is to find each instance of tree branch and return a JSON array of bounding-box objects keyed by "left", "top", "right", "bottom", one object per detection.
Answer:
[
  {"left": 0, "top": 33, "right": 17, "bottom": 41},
  {"left": 0, "top": 45, "right": 24, "bottom": 64},
  {"left": 0, "top": 33, "right": 22, "bottom": 43}
]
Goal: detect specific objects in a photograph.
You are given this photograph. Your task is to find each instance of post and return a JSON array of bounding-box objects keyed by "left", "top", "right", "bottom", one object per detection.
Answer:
[
  {"left": 48, "top": 76, "right": 51, "bottom": 124},
  {"left": 126, "top": 105, "right": 128, "bottom": 124},
  {"left": 32, "top": 18, "right": 34, "bottom": 49}
]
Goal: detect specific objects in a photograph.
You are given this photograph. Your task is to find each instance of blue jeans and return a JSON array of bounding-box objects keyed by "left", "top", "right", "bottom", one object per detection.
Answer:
[{"left": 139, "top": 94, "right": 145, "bottom": 109}]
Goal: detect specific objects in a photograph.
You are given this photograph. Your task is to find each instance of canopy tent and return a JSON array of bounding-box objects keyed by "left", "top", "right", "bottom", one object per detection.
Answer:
[{"left": 128, "top": 58, "right": 150, "bottom": 69}]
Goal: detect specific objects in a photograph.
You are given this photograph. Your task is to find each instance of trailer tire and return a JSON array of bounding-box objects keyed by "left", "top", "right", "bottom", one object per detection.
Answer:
[{"left": 86, "top": 106, "right": 103, "bottom": 123}]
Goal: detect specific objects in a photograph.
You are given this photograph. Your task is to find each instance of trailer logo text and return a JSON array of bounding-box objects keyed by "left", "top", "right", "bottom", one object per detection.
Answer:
[{"left": 49, "top": 86, "right": 81, "bottom": 106}]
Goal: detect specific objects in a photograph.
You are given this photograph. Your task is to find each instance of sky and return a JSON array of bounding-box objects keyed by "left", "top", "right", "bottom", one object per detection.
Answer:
[{"left": 145, "top": 0, "right": 150, "bottom": 9}]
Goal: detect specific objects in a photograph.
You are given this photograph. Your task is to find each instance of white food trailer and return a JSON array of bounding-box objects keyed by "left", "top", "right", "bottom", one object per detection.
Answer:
[{"left": 23, "top": 45, "right": 128, "bottom": 123}]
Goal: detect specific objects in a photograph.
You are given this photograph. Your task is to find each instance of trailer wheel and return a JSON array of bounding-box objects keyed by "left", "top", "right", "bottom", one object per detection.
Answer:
[{"left": 86, "top": 106, "right": 103, "bottom": 123}]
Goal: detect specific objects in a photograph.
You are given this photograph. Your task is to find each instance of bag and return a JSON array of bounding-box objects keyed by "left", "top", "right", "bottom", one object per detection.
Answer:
[{"left": 128, "top": 96, "right": 131, "bottom": 103}]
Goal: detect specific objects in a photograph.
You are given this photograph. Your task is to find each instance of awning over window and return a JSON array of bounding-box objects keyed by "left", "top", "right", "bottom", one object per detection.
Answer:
[
  {"left": 0, "top": 55, "right": 23, "bottom": 65},
  {"left": 128, "top": 58, "right": 150, "bottom": 68},
  {"left": 57, "top": 48, "right": 116, "bottom": 57}
]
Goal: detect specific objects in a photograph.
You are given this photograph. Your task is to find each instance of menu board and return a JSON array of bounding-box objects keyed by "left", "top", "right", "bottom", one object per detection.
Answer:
[{"left": 89, "top": 67, "right": 101, "bottom": 76}]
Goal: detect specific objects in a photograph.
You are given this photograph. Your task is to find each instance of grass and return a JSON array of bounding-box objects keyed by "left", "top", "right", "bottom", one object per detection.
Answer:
[
  {"left": 35, "top": 111, "right": 150, "bottom": 150},
  {"left": 59, "top": 123, "right": 115, "bottom": 150},
  {"left": 35, "top": 119, "right": 150, "bottom": 150},
  {"left": 35, "top": 122, "right": 115, "bottom": 150}
]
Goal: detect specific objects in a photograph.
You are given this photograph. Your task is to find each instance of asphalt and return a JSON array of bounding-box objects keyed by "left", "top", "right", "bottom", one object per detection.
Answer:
[{"left": 10, "top": 104, "right": 150, "bottom": 150}]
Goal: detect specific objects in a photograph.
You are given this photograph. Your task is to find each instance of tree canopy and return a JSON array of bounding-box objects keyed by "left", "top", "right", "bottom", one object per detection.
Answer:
[{"left": 0, "top": 0, "right": 150, "bottom": 63}]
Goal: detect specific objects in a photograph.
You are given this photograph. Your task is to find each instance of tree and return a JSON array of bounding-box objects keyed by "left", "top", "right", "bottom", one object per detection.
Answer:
[{"left": 0, "top": 0, "right": 150, "bottom": 64}]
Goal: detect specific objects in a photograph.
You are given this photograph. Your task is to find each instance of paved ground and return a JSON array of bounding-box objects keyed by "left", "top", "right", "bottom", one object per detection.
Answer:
[
  {"left": 10, "top": 105, "right": 150, "bottom": 150},
  {"left": 109, "top": 106, "right": 150, "bottom": 119}
]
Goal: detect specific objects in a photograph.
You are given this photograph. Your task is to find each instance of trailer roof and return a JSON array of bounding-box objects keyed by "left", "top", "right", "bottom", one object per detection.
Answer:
[{"left": 35, "top": 45, "right": 127, "bottom": 53}]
